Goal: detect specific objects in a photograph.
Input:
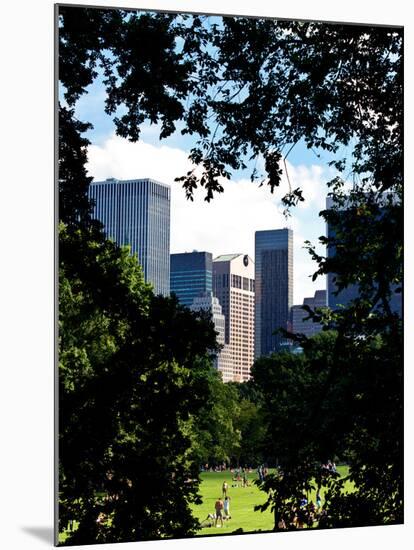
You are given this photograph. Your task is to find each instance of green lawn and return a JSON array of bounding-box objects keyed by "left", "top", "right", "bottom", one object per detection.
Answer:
[
  {"left": 59, "top": 466, "right": 352, "bottom": 542},
  {"left": 191, "top": 470, "right": 273, "bottom": 536},
  {"left": 192, "top": 466, "right": 352, "bottom": 536}
]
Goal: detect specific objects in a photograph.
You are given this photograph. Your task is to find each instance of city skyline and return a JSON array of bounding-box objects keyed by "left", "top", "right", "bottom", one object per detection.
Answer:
[
  {"left": 85, "top": 134, "right": 328, "bottom": 306},
  {"left": 90, "top": 177, "right": 327, "bottom": 305},
  {"left": 55, "top": 6, "right": 403, "bottom": 545},
  {"left": 88, "top": 175, "right": 327, "bottom": 381}
]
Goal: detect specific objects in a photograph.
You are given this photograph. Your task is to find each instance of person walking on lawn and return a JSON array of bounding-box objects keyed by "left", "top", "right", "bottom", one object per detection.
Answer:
[{"left": 215, "top": 497, "right": 224, "bottom": 527}]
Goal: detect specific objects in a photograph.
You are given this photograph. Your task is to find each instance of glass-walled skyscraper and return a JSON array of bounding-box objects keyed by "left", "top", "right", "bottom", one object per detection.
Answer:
[
  {"left": 170, "top": 251, "right": 213, "bottom": 307},
  {"left": 291, "top": 289, "right": 327, "bottom": 338},
  {"left": 88, "top": 178, "right": 170, "bottom": 295},
  {"left": 326, "top": 196, "right": 402, "bottom": 316},
  {"left": 255, "top": 228, "right": 293, "bottom": 358},
  {"left": 325, "top": 196, "right": 359, "bottom": 310}
]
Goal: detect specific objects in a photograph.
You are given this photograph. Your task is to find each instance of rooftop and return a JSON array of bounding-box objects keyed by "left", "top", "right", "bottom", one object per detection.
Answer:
[
  {"left": 213, "top": 253, "right": 243, "bottom": 262},
  {"left": 91, "top": 177, "right": 170, "bottom": 189}
]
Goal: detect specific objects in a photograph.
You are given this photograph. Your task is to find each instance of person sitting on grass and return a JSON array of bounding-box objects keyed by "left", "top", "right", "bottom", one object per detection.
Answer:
[
  {"left": 215, "top": 497, "right": 224, "bottom": 527},
  {"left": 277, "top": 514, "right": 287, "bottom": 530},
  {"left": 200, "top": 513, "right": 216, "bottom": 528}
]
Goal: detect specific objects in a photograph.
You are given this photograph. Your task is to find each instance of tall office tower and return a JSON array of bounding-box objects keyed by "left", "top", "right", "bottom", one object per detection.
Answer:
[
  {"left": 213, "top": 254, "right": 255, "bottom": 382},
  {"left": 326, "top": 196, "right": 402, "bottom": 315},
  {"left": 170, "top": 251, "right": 213, "bottom": 307},
  {"left": 88, "top": 178, "right": 170, "bottom": 295},
  {"left": 326, "top": 196, "right": 359, "bottom": 310},
  {"left": 291, "top": 290, "right": 327, "bottom": 338},
  {"left": 255, "top": 228, "right": 293, "bottom": 358},
  {"left": 190, "top": 292, "right": 234, "bottom": 382}
]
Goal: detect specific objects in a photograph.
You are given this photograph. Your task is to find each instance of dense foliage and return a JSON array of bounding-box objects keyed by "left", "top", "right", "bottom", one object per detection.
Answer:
[
  {"left": 252, "top": 328, "right": 402, "bottom": 529},
  {"left": 58, "top": 5, "right": 403, "bottom": 539},
  {"left": 59, "top": 7, "right": 402, "bottom": 205},
  {"left": 59, "top": 104, "right": 224, "bottom": 544}
]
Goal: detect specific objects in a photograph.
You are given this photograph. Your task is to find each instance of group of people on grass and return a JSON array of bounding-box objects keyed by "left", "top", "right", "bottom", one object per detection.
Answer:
[
  {"left": 200, "top": 463, "right": 333, "bottom": 530},
  {"left": 213, "top": 486, "right": 232, "bottom": 528},
  {"left": 277, "top": 492, "right": 326, "bottom": 530},
  {"left": 231, "top": 467, "right": 252, "bottom": 488},
  {"left": 257, "top": 464, "right": 268, "bottom": 482},
  {"left": 200, "top": 462, "right": 253, "bottom": 475},
  {"left": 201, "top": 462, "right": 228, "bottom": 472},
  {"left": 321, "top": 460, "right": 337, "bottom": 474},
  {"left": 201, "top": 481, "right": 328, "bottom": 530},
  {"left": 202, "top": 481, "right": 232, "bottom": 528},
  {"left": 201, "top": 463, "right": 273, "bottom": 528}
]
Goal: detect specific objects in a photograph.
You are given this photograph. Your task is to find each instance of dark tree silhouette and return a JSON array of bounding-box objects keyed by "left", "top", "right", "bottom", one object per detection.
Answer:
[
  {"left": 57, "top": 4, "right": 403, "bottom": 539},
  {"left": 59, "top": 106, "right": 221, "bottom": 544}
]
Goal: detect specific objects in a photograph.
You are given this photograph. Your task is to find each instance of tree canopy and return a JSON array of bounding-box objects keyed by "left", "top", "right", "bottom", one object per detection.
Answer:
[
  {"left": 59, "top": 224, "right": 221, "bottom": 543},
  {"left": 58, "top": 4, "right": 403, "bottom": 539},
  {"left": 252, "top": 329, "right": 403, "bottom": 529},
  {"left": 59, "top": 7, "right": 402, "bottom": 205},
  {"left": 59, "top": 70, "right": 224, "bottom": 545}
]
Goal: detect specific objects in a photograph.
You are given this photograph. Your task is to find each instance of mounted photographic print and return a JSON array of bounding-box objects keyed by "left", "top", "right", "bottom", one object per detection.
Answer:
[{"left": 56, "top": 3, "right": 403, "bottom": 546}]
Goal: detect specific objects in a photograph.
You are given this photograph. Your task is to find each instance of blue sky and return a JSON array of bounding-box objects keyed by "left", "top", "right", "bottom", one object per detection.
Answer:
[{"left": 68, "top": 51, "right": 335, "bottom": 306}]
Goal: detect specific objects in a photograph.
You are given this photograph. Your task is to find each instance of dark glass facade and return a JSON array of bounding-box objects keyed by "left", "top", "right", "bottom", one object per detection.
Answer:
[
  {"left": 255, "top": 229, "right": 293, "bottom": 358},
  {"left": 170, "top": 252, "right": 213, "bottom": 307},
  {"left": 326, "top": 196, "right": 359, "bottom": 310},
  {"left": 326, "top": 197, "right": 402, "bottom": 315},
  {"left": 88, "top": 178, "right": 171, "bottom": 296},
  {"left": 291, "top": 290, "right": 327, "bottom": 338}
]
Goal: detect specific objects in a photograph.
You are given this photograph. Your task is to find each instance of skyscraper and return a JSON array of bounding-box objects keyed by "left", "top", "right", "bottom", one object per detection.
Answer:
[
  {"left": 255, "top": 228, "right": 293, "bottom": 358},
  {"left": 170, "top": 251, "right": 212, "bottom": 307},
  {"left": 213, "top": 254, "right": 255, "bottom": 382},
  {"left": 88, "top": 178, "right": 170, "bottom": 295},
  {"left": 189, "top": 292, "right": 234, "bottom": 382},
  {"left": 325, "top": 196, "right": 359, "bottom": 310},
  {"left": 291, "top": 290, "right": 327, "bottom": 338},
  {"left": 325, "top": 196, "right": 402, "bottom": 315}
]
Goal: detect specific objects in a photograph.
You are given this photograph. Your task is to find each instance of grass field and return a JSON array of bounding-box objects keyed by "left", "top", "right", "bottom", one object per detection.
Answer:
[
  {"left": 191, "top": 470, "right": 273, "bottom": 536},
  {"left": 59, "top": 466, "right": 352, "bottom": 542},
  {"left": 192, "top": 466, "right": 351, "bottom": 536}
]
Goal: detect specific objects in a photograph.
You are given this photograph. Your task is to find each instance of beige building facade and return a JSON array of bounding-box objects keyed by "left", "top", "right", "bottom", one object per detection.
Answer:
[
  {"left": 213, "top": 254, "right": 255, "bottom": 382},
  {"left": 189, "top": 292, "right": 234, "bottom": 383}
]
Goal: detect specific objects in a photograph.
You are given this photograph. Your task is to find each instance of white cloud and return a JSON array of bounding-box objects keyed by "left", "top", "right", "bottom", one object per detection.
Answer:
[
  {"left": 86, "top": 134, "right": 329, "bottom": 304},
  {"left": 281, "top": 160, "right": 329, "bottom": 212},
  {"left": 87, "top": 135, "right": 192, "bottom": 183}
]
